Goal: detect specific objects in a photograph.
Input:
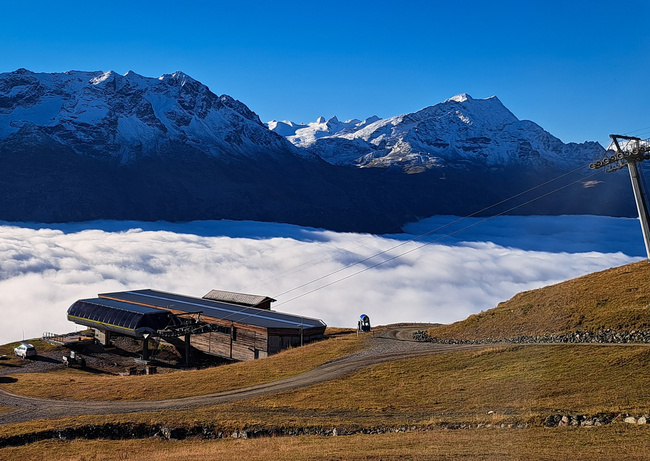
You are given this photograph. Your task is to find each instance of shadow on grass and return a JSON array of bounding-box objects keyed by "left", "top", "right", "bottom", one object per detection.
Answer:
[{"left": 32, "top": 356, "right": 61, "bottom": 365}]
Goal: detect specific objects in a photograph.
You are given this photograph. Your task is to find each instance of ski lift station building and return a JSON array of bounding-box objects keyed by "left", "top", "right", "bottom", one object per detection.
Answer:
[{"left": 67, "top": 289, "right": 326, "bottom": 361}]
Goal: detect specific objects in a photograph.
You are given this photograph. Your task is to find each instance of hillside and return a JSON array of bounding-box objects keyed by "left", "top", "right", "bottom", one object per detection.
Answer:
[
  {"left": 270, "top": 94, "right": 603, "bottom": 171},
  {"left": 428, "top": 260, "right": 650, "bottom": 340},
  {"left": 0, "top": 69, "right": 637, "bottom": 231},
  {"left": 3, "top": 288, "right": 650, "bottom": 459}
]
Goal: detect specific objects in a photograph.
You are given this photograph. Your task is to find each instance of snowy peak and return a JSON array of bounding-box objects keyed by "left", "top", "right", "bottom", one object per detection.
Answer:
[
  {"left": 267, "top": 114, "right": 384, "bottom": 148},
  {"left": 270, "top": 94, "right": 603, "bottom": 170},
  {"left": 0, "top": 69, "right": 294, "bottom": 163},
  {"left": 90, "top": 70, "right": 118, "bottom": 85},
  {"left": 445, "top": 93, "right": 473, "bottom": 103}
]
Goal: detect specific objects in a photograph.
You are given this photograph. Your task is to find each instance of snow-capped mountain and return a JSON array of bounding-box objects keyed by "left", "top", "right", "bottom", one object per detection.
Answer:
[
  {"left": 0, "top": 68, "right": 297, "bottom": 163},
  {"left": 0, "top": 70, "right": 635, "bottom": 231},
  {"left": 268, "top": 115, "right": 381, "bottom": 147},
  {"left": 270, "top": 94, "right": 603, "bottom": 173}
]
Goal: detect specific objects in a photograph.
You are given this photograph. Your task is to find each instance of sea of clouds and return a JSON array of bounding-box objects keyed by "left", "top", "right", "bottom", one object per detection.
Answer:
[{"left": 0, "top": 215, "right": 644, "bottom": 345}]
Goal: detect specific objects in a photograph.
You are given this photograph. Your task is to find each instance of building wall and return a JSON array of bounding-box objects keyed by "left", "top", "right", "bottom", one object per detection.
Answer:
[
  {"left": 190, "top": 324, "right": 269, "bottom": 361},
  {"left": 115, "top": 303, "right": 325, "bottom": 362},
  {"left": 187, "top": 323, "right": 326, "bottom": 361},
  {"left": 267, "top": 327, "right": 327, "bottom": 355}
]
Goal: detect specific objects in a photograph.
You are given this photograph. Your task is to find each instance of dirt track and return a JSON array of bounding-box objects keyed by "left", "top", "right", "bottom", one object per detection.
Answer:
[{"left": 0, "top": 326, "right": 480, "bottom": 426}]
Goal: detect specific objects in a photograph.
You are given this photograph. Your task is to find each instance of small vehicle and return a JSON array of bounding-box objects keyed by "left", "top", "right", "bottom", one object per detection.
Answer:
[
  {"left": 358, "top": 314, "right": 371, "bottom": 333},
  {"left": 14, "top": 343, "right": 37, "bottom": 359},
  {"left": 62, "top": 350, "right": 86, "bottom": 368}
]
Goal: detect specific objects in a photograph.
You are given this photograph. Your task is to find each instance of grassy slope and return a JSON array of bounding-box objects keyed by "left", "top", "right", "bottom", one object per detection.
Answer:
[
  {"left": 0, "top": 331, "right": 364, "bottom": 401},
  {"left": 3, "top": 344, "right": 650, "bottom": 437},
  {"left": 429, "top": 261, "right": 650, "bottom": 340},
  {"left": 3, "top": 262, "right": 650, "bottom": 458},
  {"left": 2, "top": 427, "right": 650, "bottom": 461}
]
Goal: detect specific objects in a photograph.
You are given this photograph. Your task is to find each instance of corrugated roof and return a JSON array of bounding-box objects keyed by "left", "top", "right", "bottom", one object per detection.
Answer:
[
  {"left": 67, "top": 298, "right": 172, "bottom": 335},
  {"left": 202, "top": 289, "right": 276, "bottom": 307},
  {"left": 99, "top": 289, "right": 326, "bottom": 331}
]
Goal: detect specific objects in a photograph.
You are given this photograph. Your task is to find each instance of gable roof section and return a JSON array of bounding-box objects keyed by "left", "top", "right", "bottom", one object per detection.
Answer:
[
  {"left": 202, "top": 289, "right": 276, "bottom": 308},
  {"left": 99, "top": 289, "right": 325, "bottom": 331}
]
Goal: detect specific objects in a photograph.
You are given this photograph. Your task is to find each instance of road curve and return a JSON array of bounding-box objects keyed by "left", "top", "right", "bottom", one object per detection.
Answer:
[{"left": 0, "top": 326, "right": 479, "bottom": 425}]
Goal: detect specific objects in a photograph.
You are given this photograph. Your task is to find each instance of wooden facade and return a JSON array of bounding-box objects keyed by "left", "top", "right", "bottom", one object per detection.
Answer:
[{"left": 91, "top": 289, "right": 326, "bottom": 361}]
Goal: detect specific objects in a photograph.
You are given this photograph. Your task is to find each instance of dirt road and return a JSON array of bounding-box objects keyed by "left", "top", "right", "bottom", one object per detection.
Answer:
[{"left": 0, "top": 326, "right": 479, "bottom": 425}]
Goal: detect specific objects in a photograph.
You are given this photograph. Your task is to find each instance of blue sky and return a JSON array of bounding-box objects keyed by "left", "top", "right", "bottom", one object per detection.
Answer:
[{"left": 1, "top": 0, "right": 648, "bottom": 146}]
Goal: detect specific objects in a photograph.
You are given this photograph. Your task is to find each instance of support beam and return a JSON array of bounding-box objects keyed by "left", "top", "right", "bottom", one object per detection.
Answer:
[
  {"left": 627, "top": 160, "right": 650, "bottom": 261},
  {"left": 607, "top": 135, "right": 650, "bottom": 262},
  {"left": 142, "top": 335, "right": 150, "bottom": 361},
  {"left": 184, "top": 333, "right": 191, "bottom": 367}
]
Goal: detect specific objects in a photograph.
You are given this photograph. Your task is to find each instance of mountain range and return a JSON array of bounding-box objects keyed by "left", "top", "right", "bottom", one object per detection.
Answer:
[
  {"left": 268, "top": 94, "right": 601, "bottom": 173},
  {"left": 0, "top": 69, "right": 636, "bottom": 232}
]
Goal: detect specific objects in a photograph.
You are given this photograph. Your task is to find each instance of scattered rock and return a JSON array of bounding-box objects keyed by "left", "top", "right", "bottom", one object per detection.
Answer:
[{"left": 413, "top": 329, "right": 650, "bottom": 345}]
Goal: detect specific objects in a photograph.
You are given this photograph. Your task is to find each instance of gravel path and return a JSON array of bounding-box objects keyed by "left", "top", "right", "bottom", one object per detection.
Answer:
[{"left": 0, "top": 326, "right": 480, "bottom": 426}]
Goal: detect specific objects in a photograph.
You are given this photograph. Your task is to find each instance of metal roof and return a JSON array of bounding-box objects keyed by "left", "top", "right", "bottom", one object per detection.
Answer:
[
  {"left": 99, "top": 289, "right": 326, "bottom": 331},
  {"left": 67, "top": 298, "right": 172, "bottom": 336},
  {"left": 202, "top": 289, "right": 276, "bottom": 307}
]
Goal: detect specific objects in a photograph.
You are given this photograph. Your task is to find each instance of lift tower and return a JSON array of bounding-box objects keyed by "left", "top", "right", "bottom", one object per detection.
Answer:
[{"left": 590, "top": 135, "right": 650, "bottom": 260}]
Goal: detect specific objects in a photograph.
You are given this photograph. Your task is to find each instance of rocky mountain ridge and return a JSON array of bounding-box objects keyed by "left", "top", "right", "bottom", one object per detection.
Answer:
[
  {"left": 0, "top": 69, "right": 635, "bottom": 231},
  {"left": 269, "top": 93, "right": 603, "bottom": 173},
  {"left": 0, "top": 68, "right": 302, "bottom": 164}
]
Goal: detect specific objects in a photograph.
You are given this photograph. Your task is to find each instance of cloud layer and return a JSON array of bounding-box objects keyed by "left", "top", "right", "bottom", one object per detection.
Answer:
[{"left": 0, "top": 216, "right": 641, "bottom": 345}]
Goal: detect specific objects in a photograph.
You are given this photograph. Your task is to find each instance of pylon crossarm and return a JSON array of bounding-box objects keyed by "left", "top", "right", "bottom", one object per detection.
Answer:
[{"left": 589, "top": 135, "right": 650, "bottom": 170}]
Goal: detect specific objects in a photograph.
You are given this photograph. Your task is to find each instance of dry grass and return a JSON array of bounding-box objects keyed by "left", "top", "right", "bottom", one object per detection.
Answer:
[
  {"left": 0, "top": 338, "right": 60, "bottom": 367},
  {"left": 2, "top": 426, "right": 650, "bottom": 460},
  {"left": 4, "top": 262, "right": 650, "bottom": 459},
  {"left": 0, "top": 332, "right": 365, "bottom": 401},
  {"left": 3, "top": 343, "right": 649, "bottom": 440},
  {"left": 429, "top": 261, "right": 650, "bottom": 340},
  {"left": 242, "top": 344, "right": 650, "bottom": 422}
]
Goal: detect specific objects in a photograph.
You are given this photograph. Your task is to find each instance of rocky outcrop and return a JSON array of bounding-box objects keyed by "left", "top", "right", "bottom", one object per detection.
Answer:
[
  {"left": 413, "top": 329, "right": 650, "bottom": 344},
  {"left": 3, "top": 412, "right": 649, "bottom": 448}
]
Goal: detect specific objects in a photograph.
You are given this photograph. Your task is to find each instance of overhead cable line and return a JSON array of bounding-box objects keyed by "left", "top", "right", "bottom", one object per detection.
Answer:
[
  {"left": 272, "top": 167, "right": 604, "bottom": 308},
  {"left": 240, "top": 232, "right": 385, "bottom": 293},
  {"left": 271, "top": 163, "right": 590, "bottom": 300}
]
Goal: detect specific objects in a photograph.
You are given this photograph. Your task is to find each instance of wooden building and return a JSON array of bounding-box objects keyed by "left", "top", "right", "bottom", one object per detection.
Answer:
[{"left": 68, "top": 289, "right": 326, "bottom": 361}]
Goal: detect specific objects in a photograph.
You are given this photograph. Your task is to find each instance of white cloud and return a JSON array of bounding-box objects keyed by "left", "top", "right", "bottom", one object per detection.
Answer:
[{"left": 0, "top": 216, "right": 642, "bottom": 345}]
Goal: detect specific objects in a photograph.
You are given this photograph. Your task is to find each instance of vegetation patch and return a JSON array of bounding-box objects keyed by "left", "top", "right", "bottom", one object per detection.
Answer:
[
  {"left": 3, "top": 343, "right": 649, "bottom": 440},
  {"left": 0, "top": 331, "right": 365, "bottom": 401},
  {"left": 238, "top": 344, "right": 650, "bottom": 422},
  {"left": 429, "top": 261, "right": 650, "bottom": 340},
  {"left": 2, "top": 424, "right": 650, "bottom": 460}
]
